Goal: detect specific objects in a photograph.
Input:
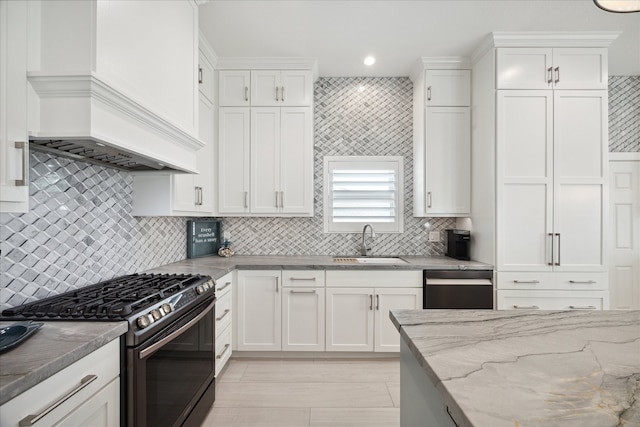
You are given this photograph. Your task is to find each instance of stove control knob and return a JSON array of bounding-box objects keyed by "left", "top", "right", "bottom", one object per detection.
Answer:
[
  {"left": 161, "top": 303, "right": 172, "bottom": 314},
  {"left": 137, "top": 316, "right": 150, "bottom": 329},
  {"left": 196, "top": 285, "right": 205, "bottom": 295},
  {"left": 151, "top": 309, "right": 162, "bottom": 321}
]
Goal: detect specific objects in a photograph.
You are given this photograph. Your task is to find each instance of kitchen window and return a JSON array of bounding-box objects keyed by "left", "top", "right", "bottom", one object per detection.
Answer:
[{"left": 323, "top": 156, "right": 404, "bottom": 233}]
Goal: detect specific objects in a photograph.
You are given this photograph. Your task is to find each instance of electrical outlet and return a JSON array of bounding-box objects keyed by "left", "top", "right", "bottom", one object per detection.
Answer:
[{"left": 428, "top": 231, "right": 440, "bottom": 242}]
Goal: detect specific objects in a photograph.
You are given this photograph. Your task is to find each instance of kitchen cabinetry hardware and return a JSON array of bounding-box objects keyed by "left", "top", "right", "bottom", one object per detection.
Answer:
[
  {"left": 281, "top": 86, "right": 285, "bottom": 101},
  {"left": 512, "top": 305, "right": 540, "bottom": 309},
  {"left": 554, "top": 67, "right": 560, "bottom": 83},
  {"left": 216, "top": 309, "right": 231, "bottom": 321},
  {"left": 244, "top": 191, "right": 248, "bottom": 208},
  {"left": 427, "top": 192, "right": 432, "bottom": 208},
  {"left": 513, "top": 280, "right": 540, "bottom": 284},
  {"left": 14, "top": 141, "right": 28, "bottom": 186},
  {"left": 276, "top": 278, "right": 279, "bottom": 292},
  {"left": 569, "top": 305, "right": 597, "bottom": 310},
  {"left": 217, "top": 282, "right": 232, "bottom": 292},
  {"left": 216, "top": 344, "right": 230, "bottom": 359},
  {"left": 569, "top": 280, "right": 597, "bottom": 284},
  {"left": 244, "top": 86, "right": 249, "bottom": 101},
  {"left": 376, "top": 294, "right": 380, "bottom": 310},
  {"left": 290, "top": 289, "right": 316, "bottom": 294},
  {"left": 198, "top": 66, "right": 203, "bottom": 84},
  {"left": 446, "top": 406, "right": 461, "bottom": 427},
  {"left": 547, "top": 67, "right": 553, "bottom": 84},
  {"left": 275, "top": 86, "right": 279, "bottom": 101},
  {"left": 369, "top": 294, "right": 373, "bottom": 310},
  {"left": 427, "top": 86, "right": 432, "bottom": 101},
  {"left": 289, "top": 277, "right": 317, "bottom": 281},
  {"left": 555, "top": 233, "right": 561, "bottom": 266},
  {"left": 19, "top": 375, "right": 98, "bottom": 426},
  {"left": 548, "top": 233, "right": 554, "bottom": 265}
]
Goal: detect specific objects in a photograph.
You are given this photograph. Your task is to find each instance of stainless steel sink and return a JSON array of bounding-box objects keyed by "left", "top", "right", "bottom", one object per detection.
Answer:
[{"left": 332, "top": 257, "right": 407, "bottom": 264}]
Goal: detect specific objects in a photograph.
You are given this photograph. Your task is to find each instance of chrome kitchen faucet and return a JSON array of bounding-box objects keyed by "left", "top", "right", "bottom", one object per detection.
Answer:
[{"left": 361, "top": 224, "right": 376, "bottom": 256}]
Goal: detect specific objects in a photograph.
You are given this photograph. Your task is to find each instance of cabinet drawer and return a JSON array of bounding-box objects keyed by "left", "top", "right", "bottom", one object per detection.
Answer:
[
  {"left": 215, "top": 291, "right": 232, "bottom": 333},
  {"left": 215, "top": 273, "right": 234, "bottom": 297},
  {"left": 552, "top": 272, "right": 607, "bottom": 290},
  {"left": 215, "top": 324, "right": 232, "bottom": 377},
  {"left": 326, "top": 270, "right": 422, "bottom": 288},
  {"left": 497, "top": 272, "right": 552, "bottom": 290},
  {"left": 282, "top": 270, "right": 325, "bottom": 287},
  {"left": 0, "top": 339, "right": 120, "bottom": 427},
  {"left": 497, "top": 290, "right": 609, "bottom": 310}
]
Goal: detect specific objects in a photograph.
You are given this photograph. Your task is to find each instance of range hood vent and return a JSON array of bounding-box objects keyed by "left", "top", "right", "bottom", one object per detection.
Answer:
[{"left": 30, "top": 139, "right": 174, "bottom": 172}]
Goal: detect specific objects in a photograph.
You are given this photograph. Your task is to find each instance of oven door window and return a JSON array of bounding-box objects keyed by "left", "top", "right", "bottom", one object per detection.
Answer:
[{"left": 140, "top": 300, "right": 215, "bottom": 427}]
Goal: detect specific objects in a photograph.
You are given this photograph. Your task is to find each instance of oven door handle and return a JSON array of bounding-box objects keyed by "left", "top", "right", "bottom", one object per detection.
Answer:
[{"left": 139, "top": 299, "right": 215, "bottom": 360}]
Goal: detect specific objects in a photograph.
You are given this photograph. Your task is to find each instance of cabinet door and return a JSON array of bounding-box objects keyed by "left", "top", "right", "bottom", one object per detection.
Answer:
[
  {"left": 251, "top": 108, "right": 280, "bottom": 214},
  {"left": 195, "top": 94, "right": 215, "bottom": 213},
  {"left": 496, "top": 48, "right": 553, "bottom": 90},
  {"left": 280, "top": 107, "right": 313, "bottom": 215},
  {"left": 425, "top": 107, "right": 471, "bottom": 216},
  {"left": 280, "top": 70, "right": 314, "bottom": 106},
  {"left": 219, "top": 71, "right": 251, "bottom": 106},
  {"left": 552, "top": 48, "right": 608, "bottom": 90},
  {"left": 496, "top": 91, "right": 554, "bottom": 271},
  {"left": 55, "top": 378, "right": 120, "bottom": 427},
  {"left": 0, "top": 0, "right": 29, "bottom": 213},
  {"left": 282, "top": 287, "right": 325, "bottom": 351},
  {"left": 425, "top": 70, "right": 470, "bottom": 107},
  {"left": 198, "top": 50, "right": 215, "bottom": 103},
  {"left": 553, "top": 91, "right": 607, "bottom": 272},
  {"left": 251, "top": 70, "right": 281, "bottom": 106},
  {"left": 218, "top": 108, "right": 250, "bottom": 214},
  {"left": 325, "top": 288, "right": 374, "bottom": 352},
  {"left": 374, "top": 288, "right": 422, "bottom": 353},
  {"left": 237, "top": 271, "right": 281, "bottom": 351}
]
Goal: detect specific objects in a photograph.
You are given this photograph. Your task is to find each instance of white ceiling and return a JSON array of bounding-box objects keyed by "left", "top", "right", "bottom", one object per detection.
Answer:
[{"left": 199, "top": 0, "right": 640, "bottom": 77}]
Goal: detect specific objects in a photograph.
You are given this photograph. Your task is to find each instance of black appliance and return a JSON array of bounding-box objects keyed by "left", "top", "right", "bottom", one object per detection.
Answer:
[
  {"left": 445, "top": 229, "right": 471, "bottom": 261},
  {"left": 424, "top": 270, "right": 494, "bottom": 309},
  {"left": 1, "top": 273, "right": 216, "bottom": 427}
]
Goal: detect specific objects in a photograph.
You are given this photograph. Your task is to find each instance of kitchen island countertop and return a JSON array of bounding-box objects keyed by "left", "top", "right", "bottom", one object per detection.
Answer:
[
  {"left": 390, "top": 309, "right": 640, "bottom": 426},
  {"left": 146, "top": 255, "right": 492, "bottom": 280},
  {"left": 0, "top": 321, "right": 127, "bottom": 405}
]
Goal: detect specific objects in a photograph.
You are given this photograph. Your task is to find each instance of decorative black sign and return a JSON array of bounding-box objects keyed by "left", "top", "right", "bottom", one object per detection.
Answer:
[{"left": 187, "top": 220, "right": 221, "bottom": 259}]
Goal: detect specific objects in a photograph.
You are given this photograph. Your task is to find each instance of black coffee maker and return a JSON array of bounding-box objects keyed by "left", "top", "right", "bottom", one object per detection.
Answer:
[{"left": 445, "top": 229, "right": 471, "bottom": 260}]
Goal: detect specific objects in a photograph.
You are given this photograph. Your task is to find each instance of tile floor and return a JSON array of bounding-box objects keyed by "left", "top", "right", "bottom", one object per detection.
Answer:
[{"left": 202, "top": 358, "right": 401, "bottom": 427}]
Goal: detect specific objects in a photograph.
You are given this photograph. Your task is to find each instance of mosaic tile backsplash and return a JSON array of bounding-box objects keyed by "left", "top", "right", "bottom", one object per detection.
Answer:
[
  {"left": 609, "top": 76, "right": 640, "bottom": 152},
  {"left": 1, "top": 76, "right": 637, "bottom": 307}
]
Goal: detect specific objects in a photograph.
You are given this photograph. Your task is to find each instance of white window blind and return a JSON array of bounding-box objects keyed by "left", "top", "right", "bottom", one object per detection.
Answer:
[{"left": 324, "top": 157, "right": 403, "bottom": 233}]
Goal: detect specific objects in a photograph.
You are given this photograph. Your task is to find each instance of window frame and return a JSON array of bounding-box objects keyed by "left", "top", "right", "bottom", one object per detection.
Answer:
[{"left": 323, "top": 156, "right": 404, "bottom": 233}]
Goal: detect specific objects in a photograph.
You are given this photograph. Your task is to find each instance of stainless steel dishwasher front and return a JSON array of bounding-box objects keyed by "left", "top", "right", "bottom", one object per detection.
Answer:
[{"left": 423, "top": 269, "right": 494, "bottom": 309}]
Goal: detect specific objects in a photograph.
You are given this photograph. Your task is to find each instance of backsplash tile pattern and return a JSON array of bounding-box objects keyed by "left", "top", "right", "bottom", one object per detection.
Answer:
[
  {"left": 219, "top": 77, "right": 456, "bottom": 256},
  {"left": 1, "top": 152, "right": 188, "bottom": 307},
  {"left": 609, "top": 76, "right": 639, "bottom": 152}
]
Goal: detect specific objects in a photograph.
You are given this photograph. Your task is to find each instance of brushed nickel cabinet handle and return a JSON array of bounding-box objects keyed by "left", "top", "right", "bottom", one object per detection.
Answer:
[
  {"left": 244, "top": 86, "right": 249, "bottom": 102},
  {"left": 427, "top": 86, "right": 432, "bottom": 101},
  {"left": 376, "top": 294, "right": 379, "bottom": 310},
  {"left": 513, "top": 280, "right": 540, "bottom": 284},
  {"left": 275, "top": 86, "right": 279, "bottom": 101},
  {"left": 290, "top": 289, "right": 316, "bottom": 294},
  {"left": 427, "top": 192, "right": 432, "bottom": 208},
  {"left": 244, "top": 191, "right": 248, "bottom": 208},
  {"left": 217, "top": 282, "right": 232, "bottom": 292},
  {"left": 554, "top": 67, "right": 560, "bottom": 84},
  {"left": 216, "top": 343, "right": 230, "bottom": 359},
  {"left": 216, "top": 309, "right": 231, "bottom": 321},
  {"left": 19, "top": 375, "right": 98, "bottom": 426},
  {"left": 569, "top": 280, "right": 596, "bottom": 284},
  {"left": 275, "top": 278, "right": 279, "bottom": 292},
  {"left": 369, "top": 294, "right": 373, "bottom": 310},
  {"left": 548, "top": 233, "right": 554, "bottom": 266},
  {"left": 555, "top": 233, "right": 561, "bottom": 266},
  {"left": 569, "top": 305, "right": 596, "bottom": 310},
  {"left": 15, "top": 141, "right": 28, "bottom": 186},
  {"left": 281, "top": 86, "right": 285, "bottom": 101},
  {"left": 198, "top": 66, "right": 203, "bottom": 84},
  {"left": 289, "top": 277, "right": 317, "bottom": 281},
  {"left": 512, "top": 305, "right": 539, "bottom": 310},
  {"left": 547, "top": 67, "right": 553, "bottom": 84}
]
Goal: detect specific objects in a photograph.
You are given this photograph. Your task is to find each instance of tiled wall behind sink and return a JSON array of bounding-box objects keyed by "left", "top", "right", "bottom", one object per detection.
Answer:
[{"left": 0, "top": 152, "right": 188, "bottom": 308}]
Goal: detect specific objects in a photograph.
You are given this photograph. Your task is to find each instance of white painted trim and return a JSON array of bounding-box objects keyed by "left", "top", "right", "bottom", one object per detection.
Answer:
[
  {"left": 216, "top": 57, "right": 319, "bottom": 80},
  {"left": 199, "top": 31, "right": 218, "bottom": 69},
  {"left": 609, "top": 152, "right": 640, "bottom": 161},
  {"left": 410, "top": 57, "right": 471, "bottom": 82},
  {"left": 491, "top": 31, "right": 621, "bottom": 48}
]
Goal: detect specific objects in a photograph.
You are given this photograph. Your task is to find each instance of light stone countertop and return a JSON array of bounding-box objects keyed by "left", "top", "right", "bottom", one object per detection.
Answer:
[
  {"left": 145, "top": 255, "right": 493, "bottom": 281},
  {"left": 389, "top": 309, "right": 640, "bottom": 427},
  {"left": 0, "top": 321, "right": 127, "bottom": 405}
]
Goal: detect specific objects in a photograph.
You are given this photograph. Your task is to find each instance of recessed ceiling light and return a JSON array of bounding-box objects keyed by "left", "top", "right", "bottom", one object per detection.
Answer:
[
  {"left": 593, "top": 0, "right": 640, "bottom": 12},
  {"left": 364, "top": 56, "right": 375, "bottom": 66}
]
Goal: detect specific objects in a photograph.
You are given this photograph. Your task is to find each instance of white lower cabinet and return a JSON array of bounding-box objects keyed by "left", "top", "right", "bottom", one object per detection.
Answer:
[
  {"left": 282, "top": 287, "right": 325, "bottom": 351},
  {"left": 374, "top": 288, "right": 422, "bottom": 352},
  {"left": 236, "top": 270, "right": 282, "bottom": 351},
  {"left": 0, "top": 339, "right": 120, "bottom": 427},
  {"left": 497, "top": 290, "right": 609, "bottom": 310},
  {"left": 215, "top": 272, "right": 234, "bottom": 375}
]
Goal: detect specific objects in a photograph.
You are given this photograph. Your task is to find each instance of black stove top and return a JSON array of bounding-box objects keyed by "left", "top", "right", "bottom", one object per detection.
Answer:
[{"left": 1, "top": 273, "right": 213, "bottom": 321}]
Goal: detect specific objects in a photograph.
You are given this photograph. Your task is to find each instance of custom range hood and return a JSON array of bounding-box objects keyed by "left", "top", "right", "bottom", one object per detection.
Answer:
[{"left": 28, "top": 73, "right": 203, "bottom": 173}]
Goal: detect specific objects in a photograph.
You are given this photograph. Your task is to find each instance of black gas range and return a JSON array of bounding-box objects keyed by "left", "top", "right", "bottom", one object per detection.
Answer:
[{"left": 2, "top": 273, "right": 217, "bottom": 427}]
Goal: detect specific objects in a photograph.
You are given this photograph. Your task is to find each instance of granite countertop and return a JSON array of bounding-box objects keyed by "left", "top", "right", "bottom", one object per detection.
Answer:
[
  {"left": 390, "top": 309, "right": 640, "bottom": 427},
  {"left": 0, "top": 321, "right": 128, "bottom": 405},
  {"left": 146, "top": 255, "right": 493, "bottom": 281}
]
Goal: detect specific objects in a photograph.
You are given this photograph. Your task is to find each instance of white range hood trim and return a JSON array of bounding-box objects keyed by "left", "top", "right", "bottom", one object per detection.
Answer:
[{"left": 28, "top": 72, "right": 204, "bottom": 173}]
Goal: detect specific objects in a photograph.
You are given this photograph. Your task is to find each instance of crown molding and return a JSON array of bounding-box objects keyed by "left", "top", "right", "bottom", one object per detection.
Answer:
[
  {"left": 409, "top": 57, "right": 471, "bottom": 82},
  {"left": 216, "top": 57, "right": 319, "bottom": 80},
  {"left": 198, "top": 31, "right": 218, "bottom": 69},
  {"left": 491, "top": 31, "right": 621, "bottom": 48}
]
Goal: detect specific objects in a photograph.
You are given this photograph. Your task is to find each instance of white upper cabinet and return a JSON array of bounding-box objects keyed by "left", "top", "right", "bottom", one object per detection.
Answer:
[
  {"left": 218, "top": 107, "right": 251, "bottom": 214},
  {"left": 425, "top": 70, "right": 471, "bottom": 106},
  {"left": 251, "top": 70, "right": 313, "bottom": 106},
  {"left": 496, "top": 47, "right": 608, "bottom": 90},
  {"left": 0, "top": 0, "right": 29, "bottom": 213},
  {"left": 219, "top": 71, "right": 251, "bottom": 106}
]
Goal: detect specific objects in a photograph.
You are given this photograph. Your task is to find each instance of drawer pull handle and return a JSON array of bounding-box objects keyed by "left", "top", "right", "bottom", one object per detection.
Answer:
[
  {"left": 290, "top": 289, "right": 316, "bottom": 294},
  {"left": 216, "top": 343, "right": 230, "bottom": 359},
  {"left": 19, "top": 375, "right": 98, "bottom": 426},
  {"left": 289, "top": 277, "right": 317, "bottom": 281},
  {"left": 216, "top": 309, "right": 231, "bottom": 321},
  {"left": 569, "top": 280, "right": 596, "bottom": 284},
  {"left": 569, "top": 305, "right": 597, "bottom": 310},
  {"left": 512, "top": 305, "right": 539, "bottom": 310},
  {"left": 15, "top": 141, "right": 28, "bottom": 187},
  {"left": 244, "top": 86, "right": 249, "bottom": 102},
  {"left": 217, "top": 281, "right": 232, "bottom": 292},
  {"left": 513, "top": 280, "right": 540, "bottom": 284}
]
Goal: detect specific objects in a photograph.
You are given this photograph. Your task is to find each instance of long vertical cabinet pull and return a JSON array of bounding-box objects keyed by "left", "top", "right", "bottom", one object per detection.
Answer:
[
  {"left": 547, "top": 67, "right": 553, "bottom": 85},
  {"left": 375, "top": 295, "right": 379, "bottom": 310},
  {"left": 281, "top": 86, "right": 285, "bottom": 101},
  {"left": 554, "top": 67, "right": 560, "bottom": 84},
  {"left": 244, "top": 86, "right": 249, "bottom": 102},
  {"left": 198, "top": 66, "right": 203, "bottom": 84},
  {"left": 427, "top": 192, "right": 432, "bottom": 208},
  {"left": 555, "top": 233, "right": 561, "bottom": 266},
  {"left": 548, "top": 233, "right": 554, "bottom": 266},
  {"left": 369, "top": 295, "right": 373, "bottom": 310},
  {"left": 426, "top": 86, "right": 432, "bottom": 101},
  {"left": 244, "top": 191, "right": 248, "bottom": 209},
  {"left": 275, "top": 87, "right": 279, "bottom": 101},
  {"left": 15, "top": 141, "right": 28, "bottom": 186}
]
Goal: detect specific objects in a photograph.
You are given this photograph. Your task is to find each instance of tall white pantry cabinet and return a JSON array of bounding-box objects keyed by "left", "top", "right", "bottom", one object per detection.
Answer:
[{"left": 470, "top": 32, "right": 619, "bottom": 310}]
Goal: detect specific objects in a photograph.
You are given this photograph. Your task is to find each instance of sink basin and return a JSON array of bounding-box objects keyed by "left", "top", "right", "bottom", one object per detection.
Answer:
[{"left": 333, "top": 257, "right": 407, "bottom": 264}]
